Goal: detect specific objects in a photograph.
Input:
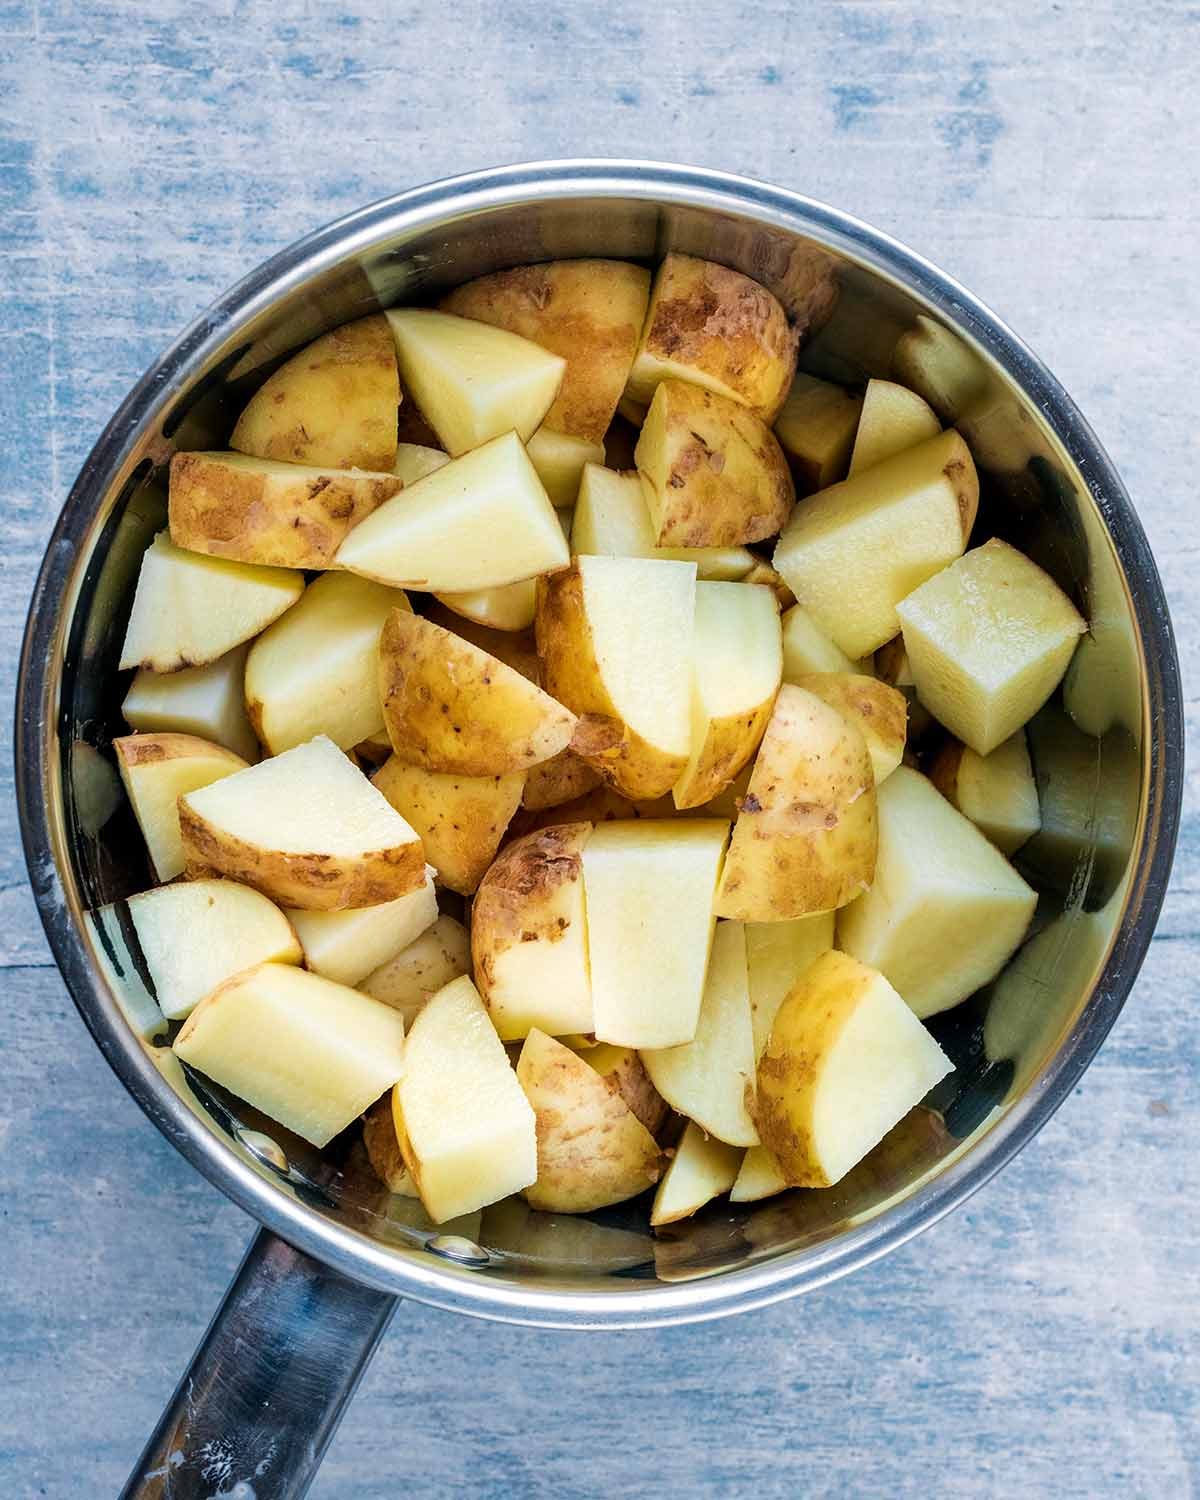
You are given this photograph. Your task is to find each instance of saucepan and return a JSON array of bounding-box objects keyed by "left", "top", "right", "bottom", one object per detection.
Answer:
[{"left": 14, "top": 161, "right": 1183, "bottom": 1499}]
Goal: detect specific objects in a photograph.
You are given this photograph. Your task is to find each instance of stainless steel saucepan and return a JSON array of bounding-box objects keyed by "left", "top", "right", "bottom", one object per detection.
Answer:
[{"left": 15, "top": 161, "right": 1182, "bottom": 1499}]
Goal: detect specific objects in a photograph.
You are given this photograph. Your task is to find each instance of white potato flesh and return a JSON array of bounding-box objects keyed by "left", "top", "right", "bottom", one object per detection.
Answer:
[
  {"left": 115, "top": 732, "right": 248, "bottom": 882},
  {"left": 582, "top": 818, "right": 729, "bottom": 1048},
  {"left": 385, "top": 308, "right": 565, "bottom": 457},
  {"left": 122, "top": 644, "right": 258, "bottom": 762},
  {"left": 435, "top": 578, "right": 536, "bottom": 633},
  {"left": 286, "top": 868, "right": 438, "bottom": 988},
  {"left": 174, "top": 961, "right": 407, "bottom": 1147},
  {"left": 729, "top": 1144, "right": 788, "bottom": 1203},
  {"left": 526, "top": 427, "right": 605, "bottom": 507},
  {"left": 773, "top": 373, "right": 862, "bottom": 493},
  {"left": 119, "top": 532, "right": 303, "bottom": 673},
  {"left": 335, "top": 431, "right": 568, "bottom": 592},
  {"left": 394, "top": 975, "right": 538, "bottom": 1222},
  {"left": 392, "top": 443, "right": 450, "bottom": 484},
  {"left": 641, "top": 919, "right": 759, "bottom": 1146},
  {"left": 847, "top": 378, "right": 941, "bottom": 476},
  {"left": 745, "top": 913, "right": 835, "bottom": 1059},
  {"left": 779, "top": 602, "right": 858, "bottom": 679},
  {"left": 650, "top": 1121, "right": 743, "bottom": 1227},
  {"left": 360, "top": 914, "right": 471, "bottom": 1024},
  {"left": 934, "top": 731, "right": 1041, "bottom": 855},
  {"left": 128, "top": 878, "right": 302, "bottom": 1020},
  {"left": 896, "top": 538, "right": 1086, "bottom": 756},
  {"left": 244, "top": 572, "right": 411, "bottom": 754},
  {"left": 837, "top": 767, "right": 1037, "bottom": 1018}
]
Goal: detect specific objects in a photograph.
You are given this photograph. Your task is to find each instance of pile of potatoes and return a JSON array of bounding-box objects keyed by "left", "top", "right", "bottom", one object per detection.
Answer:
[{"left": 97, "top": 250, "right": 1085, "bottom": 1232}]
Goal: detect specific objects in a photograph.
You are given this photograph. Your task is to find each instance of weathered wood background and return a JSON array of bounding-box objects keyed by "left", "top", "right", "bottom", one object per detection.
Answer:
[{"left": 1, "top": 2, "right": 1196, "bottom": 1495}]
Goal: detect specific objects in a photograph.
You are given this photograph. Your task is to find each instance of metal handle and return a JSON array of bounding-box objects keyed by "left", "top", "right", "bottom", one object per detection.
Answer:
[{"left": 121, "top": 1229, "right": 397, "bottom": 1499}]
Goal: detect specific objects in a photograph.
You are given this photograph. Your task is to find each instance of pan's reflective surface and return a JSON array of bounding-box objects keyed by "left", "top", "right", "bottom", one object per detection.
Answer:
[{"left": 17, "top": 162, "right": 1181, "bottom": 1327}]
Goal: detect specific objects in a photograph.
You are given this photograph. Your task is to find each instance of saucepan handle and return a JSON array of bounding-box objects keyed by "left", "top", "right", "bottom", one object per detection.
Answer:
[{"left": 121, "top": 1229, "right": 397, "bottom": 1499}]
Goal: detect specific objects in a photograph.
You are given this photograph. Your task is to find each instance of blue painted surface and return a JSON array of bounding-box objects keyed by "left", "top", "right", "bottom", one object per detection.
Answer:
[{"left": 0, "top": 2, "right": 1197, "bottom": 1496}]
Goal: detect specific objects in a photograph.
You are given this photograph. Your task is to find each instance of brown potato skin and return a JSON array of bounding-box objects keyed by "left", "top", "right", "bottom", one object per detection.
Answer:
[
  {"left": 520, "top": 748, "right": 603, "bottom": 811},
  {"left": 169, "top": 452, "right": 401, "bottom": 569},
  {"left": 793, "top": 672, "right": 908, "bottom": 783},
  {"left": 230, "top": 314, "right": 400, "bottom": 472},
  {"left": 636, "top": 380, "right": 795, "bottom": 547},
  {"left": 421, "top": 606, "right": 541, "bottom": 682},
  {"left": 178, "top": 801, "right": 426, "bottom": 912},
  {"left": 379, "top": 609, "right": 575, "bottom": 777},
  {"left": 362, "top": 1095, "right": 414, "bottom": 1194},
  {"left": 739, "top": 560, "right": 796, "bottom": 610},
  {"left": 505, "top": 784, "right": 640, "bottom": 841},
  {"left": 673, "top": 695, "right": 776, "bottom": 811},
  {"left": 114, "top": 730, "right": 246, "bottom": 771},
  {"left": 372, "top": 755, "right": 524, "bottom": 895},
  {"left": 441, "top": 260, "right": 652, "bottom": 444},
  {"left": 589, "top": 1047, "right": 670, "bottom": 1137},
  {"left": 535, "top": 565, "right": 687, "bottom": 799},
  {"left": 927, "top": 738, "right": 967, "bottom": 806},
  {"left": 713, "top": 684, "right": 877, "bottom": 921}
]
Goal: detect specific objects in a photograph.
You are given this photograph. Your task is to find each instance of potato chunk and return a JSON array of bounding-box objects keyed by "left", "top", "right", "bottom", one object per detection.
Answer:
[
  {"left": 929, "top": 731, "right": 1041, "bottom": 855},
  {"left": 115, "top": 732, "right": 248, "bottom": 881},
  {"left": 650, "top": 1122, "right": 742, "bottom": 1226},
  {"left": 837, "top": 766, "right": 1037, "bottom": 1017},
  {"left": 379, "top": 609, "right": 575, "bottom": 777},
  {"left": 635, "top": 380, "right": 794, "bottom": 547},
  {"left": 745, "top": 913, "right": 835, "bottom": 1058},
  {"left": 772, "top": 430, "right": 978, "bottom": 659},
  {"left": 168, "top": 451, "right": 401, "bottom": 570},
  {"left": 517, "top": 1030, "right": 662, "bottom": 1213},
  {"left": 773, "top": 373, "right": 862, "bottom": 494},
  {"left": 525, "top": 427, "right": 606, "bottom": 506},
  {"left": 393, "top": 975, "right": 537, "bottom": 1222},
  {"left": 385, "top": 308, "right": 565, "bottom": 457},
  {"left": 285, "top": 869, "right": 438, "bottom": 987},
  {"left": 896, "top": 538, "right": 1086, "bottom": 756},
  {"left": 791, "top": 672, "right": 907, "bottom": 784},
  {"left": 729, "top": 1144, "right": 788, "bottom": 1204},
  {"left": 392, "top": 443, "right": 450, "bottom": 484},
  {"left": 713, "top": 684, "right": 877, "bottom": 921},
  {"left": 780, "top": 602, "right": 858, "bottom": 679},
  {"left": 624, "top": 253, "right": 798, "bottom": 421},
  {"left": 754, "top": 950, "right": 952, "bottom": 1186},
  {"left": 847, "top": 377, "right": 940, "bottom": 476},
  {"left": 179, "top": 734, "right": 425, "bottom": 910},
  {"left": 335, "top": 430, "right": 568, "bottom": 593},
  {"left": 122, "top": 645, "right": 258, "bottom": 762},
  {"left": 244, "top": 572, "right": 411, "bottom": 754},
  {"left": 230, "top": 314, "right": 399, "bottom": 472},
  {"left": 536, "top": 555, "right": 697, "bottom": 799},
  {"left": 360, "top": 914, "right": 470, "bottom": 1024},
  {"left": 174, "top": 962, "right": 407, "bottom": 1148}
]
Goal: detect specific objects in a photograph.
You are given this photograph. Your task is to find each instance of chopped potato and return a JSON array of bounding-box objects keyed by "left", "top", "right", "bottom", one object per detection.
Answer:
[
  {"left": 115, "top": 731, "right": 248, "bottom": 881},
  {"left": 363, "top": 1096, "right": 417, "bottom": 1195},
  {"left": 360, "top": 914, "right": 470, "bottom": 1024},
  {"left": 583, "top": 1044, "right": 668, "bottom": 1136},
  {"left": 780, "top": 602, "right": 858, "bottom": 679},
  {"left": 791, "top": 672, "right": 907, "bottom": 783},
  {"left": 737, "top": 560, "right": 795, "bottom": 610},
  {"left": 729, "top": 1145, "right": 788, "bottom": 1204},
  {"left": 435, "top": 578, "right": 536, "bottom": 634},
  {"left": 525, "top": 427, "right": 606, "bottom": 507},
  {"left": 651, "top": 1121, "right": 743, "bottom": 1227},
  {"left": 521, "top": 748, "right": 603, "bottom": 812},
  {"left": 392, "top": 443, "right": 450, "bottom": 484},
  {"left": 745, "top": 913, "right": 835, "bottom": 1058},
  {"left": 285, "top": 869, "right": 438, "bottom": 987},
  {"left": 928, "top": 731, "right": 1041, "bottom": 855},
  {"left": 122, "top": 644, "right": 258, "bottom": 763},
  {"left": 773, "top": 373, "right": 863, "bottom": 494},
  {"left": 847, "top": 377, "right": 940, "bottom": 476}
]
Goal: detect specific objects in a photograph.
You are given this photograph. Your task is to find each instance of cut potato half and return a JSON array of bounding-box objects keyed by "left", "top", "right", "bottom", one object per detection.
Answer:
[
  {"left": 792, "top": 672, "right": 907, "bottom": 784},
  {"left": 929, "top": 731, "right": 1041, "bottom": 855},
  {"left": 244, "top": 572, "right": 411, "bottom": 754},
  {"left": 114, "top": 732, "right": 249, "bottom": 882},
  {"left": 780, "top": 603, "right": 858, "bottom": 680},
  {"left": 179, "top": 734, "right": 425, "bottom": 910},
  {"left": 119, "top": 532, "right": 303, "bottom": 674},
  {"left": 360, "top": 914, "right": 470, "bottom": 1024},
  {"left": 583, "top": 1044, "right": 668, "bottom": 1136},
  {"left": 847, "top": 377, "right": 940, "bottom": 476},
  {"left": 122, "top": 644, "right": 258, "bottom": 762},
  {"left": 286, "top": 868, "right": 438, "bottom": 988},
  {"left": 650, "top": 1121, "right": 743, "bottom": 1226},
  {"left": 393, "top": 975, "right": 537, "bottom": 1222},
  {"left": 525, "top": 427, "right": 606, "bottom": 507},
  {"left": 745, "top": 913, "right": 835, "bottom": 1059},
  {"left": 754, "top": 950, "right": 952, "bottom": 1186},
  {"left": 385, "top": 308, "right": 565, "bottom": 457},
  {"left": 729, "top": 1144, "right": 788, "bottom": 1204},
  {"left": 773, "top": 373, "right": 862, "bottom": 494},
  {"left": 336, "top": 431, "right": 568, "bottom": 592}
]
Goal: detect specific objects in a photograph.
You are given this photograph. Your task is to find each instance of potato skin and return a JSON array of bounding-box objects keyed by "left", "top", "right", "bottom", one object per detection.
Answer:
[
  {"left": 672, "top": 695, "right": 775, "bottom": 811},
  {"left": 520, "top": 748, "right": 603, "bottom": 811},
  {"left": 739, "top": 561, "right": 796, "bottom": 610},
  {"left": 535, "top": 565, "right": 687, "bottom": 799},
  {"left": 230, "top": 314, "right": 400, "bottom": 472},
  {"left": 379, "top": 609, "right": 575, "bottom": 776},
  {"left": 169, "top": 451, "right": 401, "bottom": 569},
  {"left": 793, "top": 672, "right": 908, "bottom": 784},
  {"left": 636, "top": 380, "right": 795, "bottom": 547},
  {"left": 362, "top": 1095, "right": 415, "bottom": 1194},
  {"left": 441, "top": 259, "right": 651, "bottom": 444},
  {"left": 713, "top": 684, "right": 877, "bottom": 920},
  {"left": 588, "top": 1046, "right": 669, "bottom": 1136}
]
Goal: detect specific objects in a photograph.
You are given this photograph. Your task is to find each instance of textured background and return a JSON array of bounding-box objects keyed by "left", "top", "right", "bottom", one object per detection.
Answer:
[{"left": 2, "top": 3, "right": 1197, "bottom": 1496}]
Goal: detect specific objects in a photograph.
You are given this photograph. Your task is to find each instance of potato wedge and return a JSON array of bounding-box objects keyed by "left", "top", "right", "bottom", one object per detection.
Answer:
[
  {"left": 179, "top": 734, "right": 425, "bottom": 910},
  {"left": 792, "top": 672, "right": 907, "bottom": 784},
  {"left": 471, "top": 822, "right": 593, "bottom": 1040},
  {"left": 442, "top": 259, "right": 651, "bottom": 443},
  {"left": 517, "top": 1029, "right": 662, "bottom": 1213},
  {"left": 536, "top": 555, "right": 696, "bottom": 799},
  {"left": 114, "top": 732, "right": 248, "bottom": 881},
  {"left": 119, "top": 532, "right": 304, "bottom": 674},
  {"left": 641, "top": 919, "right": 759, "bottom": 1147},
  {"left": 336, "top": 431, "right": 568, "bottom": 592},
  {"left": 244, "top": 572, "right": 411, "bottom": 754},
  {"left": 754, "top": 950, "right": 952, "bottom": 1186},
  {"left": 837, "top": 766, "right": 1037, "bottom": 1018},
  {"left": 393, "top": 975, "right": 537, "bottom": 1222},
  {"left": 772, "top": 429, "right": 978, "bottom": 659},
  {"left": 379, "top": 609, "right": 575, "bottom": 776},
  {"left": 737, "top": 560, "right": 795, "bottom": 610},
  {"left": 928, "top": 731, "right": 1041, "bottom": 856},
  {"left": 729, "top": 1144, "right": 788, "bottom": 1204},
  {"left": 582, "top": 1044, "right": 669, "bottom": 1136},
  {"left": 896, "top": 538, "right": 1085, "bottom": 756},
  {"left": 168, "top": 451, "right": 401, "bottom": 570},
  {"left": 745, "top": 913, "right": 835, "bottom": 1058},
  {"left": 359, "top": 913, "right": 470, "bottom": 1023},
  {"left": 229, "top": 313, "right": 399, "bottom": 472},
  {"left": 773, "top": 373, "right": 863, "bottom": 494},
  {"left": 420, "top": 606, "right": 541, "bottom": 682},
  {"left": 285, "top": 868, "right": 438, "bottom": 987},
  {"left": 392, "top": 443, "right": 449, "bottom": 484},
  {"left": 372, "top": 756, "right": 524, "bottom": 894},
  {"left": 891, "top": 314, "right": 987, "bottom": 423},
  {"left": 507, "top": 784, "right": 640, "bottom": 838},
  {"left": 362, "top": 1096, "right": 417, "bottom": 1195},
  {"left": 847, "top": 377, "right": 940, "bottom": 476},
  {"left": 780, "top": 602, "right": 857, "bottom": 680},
  {"left": 713, "top": 685, "right": 877, "bottom": 921},
  {"left": 122, "top": 644, "right": 258, "bottom": 762},
  {"left": 635, "top": 380, "right": 794, "bottom": 547},
  {"left": 525, "top": 426, "right": 607, "bottom": 506},
  {"left": 650, "top": 1121, "right": 742, "bottom": 1226},
  {"left": 520, "top": 748, "right": 603, "bottom": 812},
  {"left": 174, "top": 961, "right": 407, "bottom": 1148},
  {"left": 385, "top": 308, "right": 565, "bottom": 457},
  {"left": 582, "top": 818, "right": 730, "bottom": 1048},
  {"left": 435, "top": 578, "right": 536, "bottom": 634},
  {"left": 673, "top": 581, "right": 781, "bottom": 810},
  {"left": 624, "top": 253, "right": 798, "bottom": 421},
  {"left": 126, "top": 878, "right": 301, "bottom": 1021}
]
